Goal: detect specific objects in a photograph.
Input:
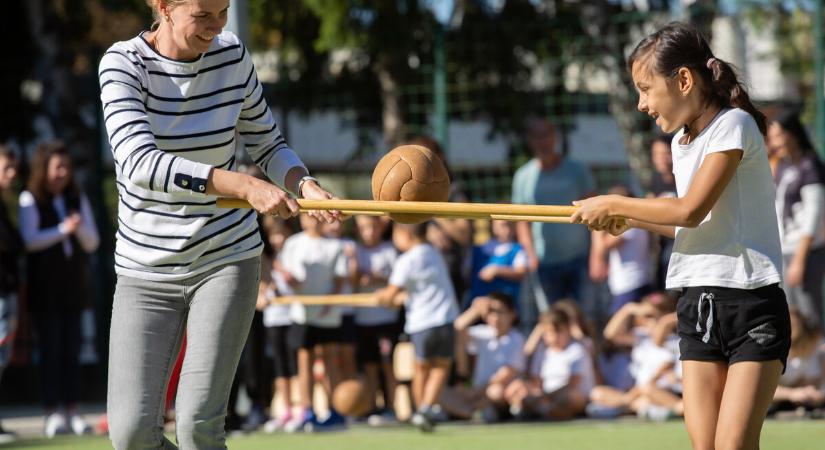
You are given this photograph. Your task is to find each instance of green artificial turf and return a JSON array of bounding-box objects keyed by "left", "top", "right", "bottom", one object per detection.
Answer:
[{"left": 3, "top": 420, "right": 822, "bottom": 450}]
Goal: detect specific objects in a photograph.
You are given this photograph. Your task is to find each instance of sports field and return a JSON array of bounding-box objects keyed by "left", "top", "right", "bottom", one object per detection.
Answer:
[{"left": 3, "top": 420, "right": 822, "bottom": 450}]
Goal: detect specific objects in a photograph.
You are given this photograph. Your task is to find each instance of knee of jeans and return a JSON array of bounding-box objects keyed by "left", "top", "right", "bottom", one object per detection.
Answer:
[{"left": 108, "top": 414, "right": 161, "bottom": 450}]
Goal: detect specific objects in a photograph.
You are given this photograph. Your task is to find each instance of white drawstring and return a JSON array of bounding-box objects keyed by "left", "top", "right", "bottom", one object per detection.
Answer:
[{"left": 695, "top": 292, "right": 715, "bottom": 343}]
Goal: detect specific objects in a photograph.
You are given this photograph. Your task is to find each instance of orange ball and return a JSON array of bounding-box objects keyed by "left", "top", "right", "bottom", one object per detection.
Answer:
[
  {"left": 331, "top": 378, "right": 372, "bottom": 417},
  {"left": 371, "top": 145, "right": 451, "bottom": 224}
]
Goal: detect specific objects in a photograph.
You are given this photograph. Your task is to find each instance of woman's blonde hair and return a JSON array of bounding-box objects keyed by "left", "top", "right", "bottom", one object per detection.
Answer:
[{"left": 145, "top": 0, "right": 189, "bottom": 30}]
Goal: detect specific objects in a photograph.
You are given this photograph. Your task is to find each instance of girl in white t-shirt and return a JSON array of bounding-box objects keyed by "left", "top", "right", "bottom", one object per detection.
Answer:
[{"left": 572, "top": 22, "right": 790, "bottom": 450}]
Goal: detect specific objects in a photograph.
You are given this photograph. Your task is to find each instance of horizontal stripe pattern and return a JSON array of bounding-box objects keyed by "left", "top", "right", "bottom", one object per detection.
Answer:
[{"left": 99, "top": 31, "right": 307, "bottom": 281}]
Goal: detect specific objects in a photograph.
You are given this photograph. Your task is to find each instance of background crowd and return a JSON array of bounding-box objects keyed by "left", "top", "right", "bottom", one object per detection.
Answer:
[{"left": 0, "top": 90, "right": 823, "bottom": 442}]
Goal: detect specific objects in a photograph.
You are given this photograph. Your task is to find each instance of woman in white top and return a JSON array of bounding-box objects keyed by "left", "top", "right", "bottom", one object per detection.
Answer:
[
  {"left": 100, "top": 1, "right": 339, "bottom": 448},
  {"left": 19, "top": 141, "right": 100, "bottom": 437},
  {"left": 572, "top": 22, "right": 789, "bottom": 450}
]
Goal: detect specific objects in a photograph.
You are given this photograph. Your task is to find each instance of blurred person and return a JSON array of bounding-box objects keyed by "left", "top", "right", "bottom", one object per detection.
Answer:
[
  {"left": 771, "top": 307, "right": 825, "bottom": 413},
  {"left": 260, "top": 216, "right": 299, "bottom": 433},
  {"left": 100, "top": 0, "right": 341, "bottom": 447},
  {"left": 0, "top": 146, "right": 21, "bottom": 442},
  {"left": 322, "top": 220, "right": 359, "bottom": 382},
  {"left": 466, "top": 218, "right": 528, "bottom": 309},
  {"left": 504, "top": 306, "right": 595, "bottom": 420},
  {"left": 352, "top": 215, "right": 400, "bottom": 423},
  {"left": 408, "top": 135, "right": 472, "bottom": 302},
  {"left": 19, "top": 141, "right": 100, "bottom": 437},
  {"left": 511, "top": 118, "right": 596, "bottom": 320},
  {"left": 648, "top": 135, "right": 676, "bottom": 291},
  {"left": 376, "top": 222, "right": 460, "bottom": 432},
  {"left": 588, "top": 294, "right": 683, "bottom": 421},
  {"left": 441, "top": 292, "right": 525, "bottom": 422},
  {"left": 281, "top": 213, "right": 349, "bottom": 432},
  {"left": 572, "top": 22, "right": 790, "bottom": 450},
  {"left": 590, "top": 186, "right": 653, "bottom": 316},
  {"left": 768, "top": 109, "right": 825, "bottom": 329}
]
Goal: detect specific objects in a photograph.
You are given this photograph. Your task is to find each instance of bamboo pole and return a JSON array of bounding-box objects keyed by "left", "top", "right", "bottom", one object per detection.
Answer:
[{"left": 271, "top": 293, "right": 388, "bottom": 307}]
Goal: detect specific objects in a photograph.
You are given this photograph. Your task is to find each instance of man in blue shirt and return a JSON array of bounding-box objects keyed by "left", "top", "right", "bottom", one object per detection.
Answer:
[{"left": 512, "top": 118, "right": 595, "bottom": 317}]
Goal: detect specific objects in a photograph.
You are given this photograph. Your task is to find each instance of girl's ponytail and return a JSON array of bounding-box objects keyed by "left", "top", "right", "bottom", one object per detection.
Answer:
[{"left": 707, "top": 58, "right": 767, "bottom": 136}]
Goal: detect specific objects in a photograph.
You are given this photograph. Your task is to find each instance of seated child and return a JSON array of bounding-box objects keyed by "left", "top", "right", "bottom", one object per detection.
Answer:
[
  {"left": 772, "top": 307, "right": 825, "bottom": 412},
  {"left": 440, "top": 292, "right": 525, "bottom": 422},
  {"left": 504, "top": 306, "right": 595, "bottom": 420},
  {"left": 376, "top": 222, "right": 459, "bottom": 432}
]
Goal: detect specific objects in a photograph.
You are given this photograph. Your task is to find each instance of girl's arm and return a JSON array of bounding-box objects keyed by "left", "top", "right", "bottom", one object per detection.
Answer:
[{"left": 573, "top": 150, "right": 743, "bottom": 229}]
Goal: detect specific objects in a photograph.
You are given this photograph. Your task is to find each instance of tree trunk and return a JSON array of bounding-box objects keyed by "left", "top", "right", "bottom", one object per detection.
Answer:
[{"left": 376, "top": 64, "right": 405, "bottom": 147}]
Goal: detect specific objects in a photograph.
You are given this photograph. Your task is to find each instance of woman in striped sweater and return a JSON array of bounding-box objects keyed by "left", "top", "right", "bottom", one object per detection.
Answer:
[{"left": 99, "top": 1, "right": 340, "bottom": 448}]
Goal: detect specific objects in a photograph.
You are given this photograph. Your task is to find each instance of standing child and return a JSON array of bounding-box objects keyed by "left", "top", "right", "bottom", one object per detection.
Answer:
[
  {"left": 280, "top": 214, "right": 349, "bottom": 432},
  {"left": 352, "top": 216, "right": 400, "bottom": 421},
  {"left": 259, "top": 216, "right": 298, "bottom": 433},
  {"left": 590, "top": 185, "right": 653, "bottom": 316},
  {"left": 572, "top": 22, "right": 790, "bottom": 450},
  {"left": 376, "top": 222, "right": 459, "bottom": 432}
]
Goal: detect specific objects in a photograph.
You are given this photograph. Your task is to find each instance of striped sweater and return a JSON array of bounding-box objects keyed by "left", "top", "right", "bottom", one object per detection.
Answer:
[{"left": 99, "top": 31, "right": 305, "bottom": 281}]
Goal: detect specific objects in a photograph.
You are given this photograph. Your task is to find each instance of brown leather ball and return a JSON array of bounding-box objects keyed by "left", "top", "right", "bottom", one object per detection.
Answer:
[
  {"left": 371, "top": 145, "right": 451, "bottom": 224},
  {"left": 331, "top": 378, "right": 372, "bottom": 417}
]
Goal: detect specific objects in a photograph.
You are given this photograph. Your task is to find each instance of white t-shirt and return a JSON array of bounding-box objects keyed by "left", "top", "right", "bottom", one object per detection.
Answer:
[
  {"left": 280, "top": 232, "right": 348, "bottom": 328},
  {"left": 667, "top": 108, "right": 783, "bottom": 290},
  {"left": 466, "top": 325, "right": 526, "bottom": 388},
  {"left": 535, "top": 340, "right": 595, "bottom": 396},
  {"left": 389, "top": 243, "right": 459, "bottom": 334},
  {"left": 629, "top": 328, "right": 680, "bottom": 389},
  {"left": 262, "top": 269, "right": 294, "bottom": 328},
  {"left": 607, "top": 228, "right": 651, "bottom": 295},
  {"left": 354, "top": 241, "right": 399, "bottom": 326}
]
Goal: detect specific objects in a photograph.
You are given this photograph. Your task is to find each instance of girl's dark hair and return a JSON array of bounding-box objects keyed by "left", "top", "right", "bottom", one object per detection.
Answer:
[
  {"left": 540, "top": 306, "right": 571, "bottom": 330},
  {"left": 773, "top": 108, "right": 815, "bottom": 154},
  {"left": 628, "top": 21, "right": 767, "bottom": 136},
  {"left": 0, "top": 145, "right": 16, "bottom": 160},
  {"left": 28, "top": 140, "right": 78, "bottom": 202}
]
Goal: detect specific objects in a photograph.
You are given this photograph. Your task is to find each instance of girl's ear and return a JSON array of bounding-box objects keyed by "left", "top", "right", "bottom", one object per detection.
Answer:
[{"left": 675, "top": 67, "right": 695, "bottom": 96}]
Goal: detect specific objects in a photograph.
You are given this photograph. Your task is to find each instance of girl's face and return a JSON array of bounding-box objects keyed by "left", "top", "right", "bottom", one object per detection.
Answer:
[
  {"left": 632, "top": 60, "right": 692, "bottom": 134},
  {"left": 542, "top": 322, "right": 571, "bottom": 349},
  {"left": 485, "top": 299, "right": 515, "bottom": 335},
  {"left": 46, "top": 154, "right": 72, "bottom": 195},
  {"left": 491, "top": 219, "right": 514, "bottom": 242},
  {"left": 0, "top": 156, "right": 17, "bottom": 191},
  {"left": 356, "top": 216, "right": 381, "bottom": 247},
  {"left": 322, "top": 220, "right": 343, "bottom": 239},
  {"left": 164, "top": 0, "right": 229, "bottom": 60}
]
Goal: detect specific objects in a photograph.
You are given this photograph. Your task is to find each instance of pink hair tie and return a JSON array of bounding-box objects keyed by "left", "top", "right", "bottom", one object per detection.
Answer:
[{"left": 706, "top": 57, "right": 717, "bottom": 69}]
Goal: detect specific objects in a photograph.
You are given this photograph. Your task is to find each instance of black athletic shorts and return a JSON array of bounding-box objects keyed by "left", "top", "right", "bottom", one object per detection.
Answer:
[
  {"left": 677, "top": 284, "right": 791, "bottom": 370},
  {"left": 409, "top": 323, "right": 455, "bottom": 361},
  {"left": 288, "top": 324, "right": 341, "bottom": 350},
  {"left": 356, "top": 322, "right": 402, "bottom": 364},
  {"left": 339, "top": 314, "right": 357, "bottom": 344},
  {"left": 266, "top": 325, "right": 297, "bottom": 378}
]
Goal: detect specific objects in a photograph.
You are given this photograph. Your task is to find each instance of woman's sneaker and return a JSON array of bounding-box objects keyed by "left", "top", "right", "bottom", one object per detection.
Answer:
[{"left": 69, "top": 414, "right": 91, "bottom": 436}]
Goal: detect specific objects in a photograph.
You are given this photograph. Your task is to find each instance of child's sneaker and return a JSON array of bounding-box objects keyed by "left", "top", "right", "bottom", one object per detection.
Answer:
[
  {"left": 283, "top": 410, "right": 313, "bottom": 434},
  {"left": 69, "top": 414, "right": 91, "bottom": 436},
  {"left": 366, "top": 409, "right": 397, "bottom": 427},
  {"left": 637, "top": 405, "right": 674, "bottom": 422},
  {"left": 263, "top": 413, "right": 292, "bottom": 434},
  {"left": 44, "top": 413, "right": 68, "bottom": 438},
  {"left": 313, "top": 409, "right": 347, "bottom": 432},
  {"left": 411, "top": 407, "right": 435, "bottom": 433}
]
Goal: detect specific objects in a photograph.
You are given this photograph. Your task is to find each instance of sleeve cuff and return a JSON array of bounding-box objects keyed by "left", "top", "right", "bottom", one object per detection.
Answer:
[
  {"left": 265, "top": 147, "right": 306, "bottom": 194},
  {"left": 172, "top": 160, "right": 213, "bottom": 195}
]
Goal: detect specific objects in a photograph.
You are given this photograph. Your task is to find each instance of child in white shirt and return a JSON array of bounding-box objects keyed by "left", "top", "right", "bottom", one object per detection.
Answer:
[
  {"left": 376, "top": 222, "right": 459, "bottom": 432},
  {"left": 440, "top": 292, "right": 525, "bottom": 422}
]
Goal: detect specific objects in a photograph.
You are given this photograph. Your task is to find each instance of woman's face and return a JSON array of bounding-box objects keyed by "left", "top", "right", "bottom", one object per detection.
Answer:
[
  {"left": 766, "top": 122, "right": 798, "bottom": 160},
  {"left": 632, "top": 60, "right": 690, "bottom": 134},
  {"left": 165, "top": 0, "right": 229, "bottom": 59},
  {"left": 46, "top": 154, "right": 72, "bottom": 195},
  {"left": 0, "top": 156, "right": 17, "bottom": 191}
]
